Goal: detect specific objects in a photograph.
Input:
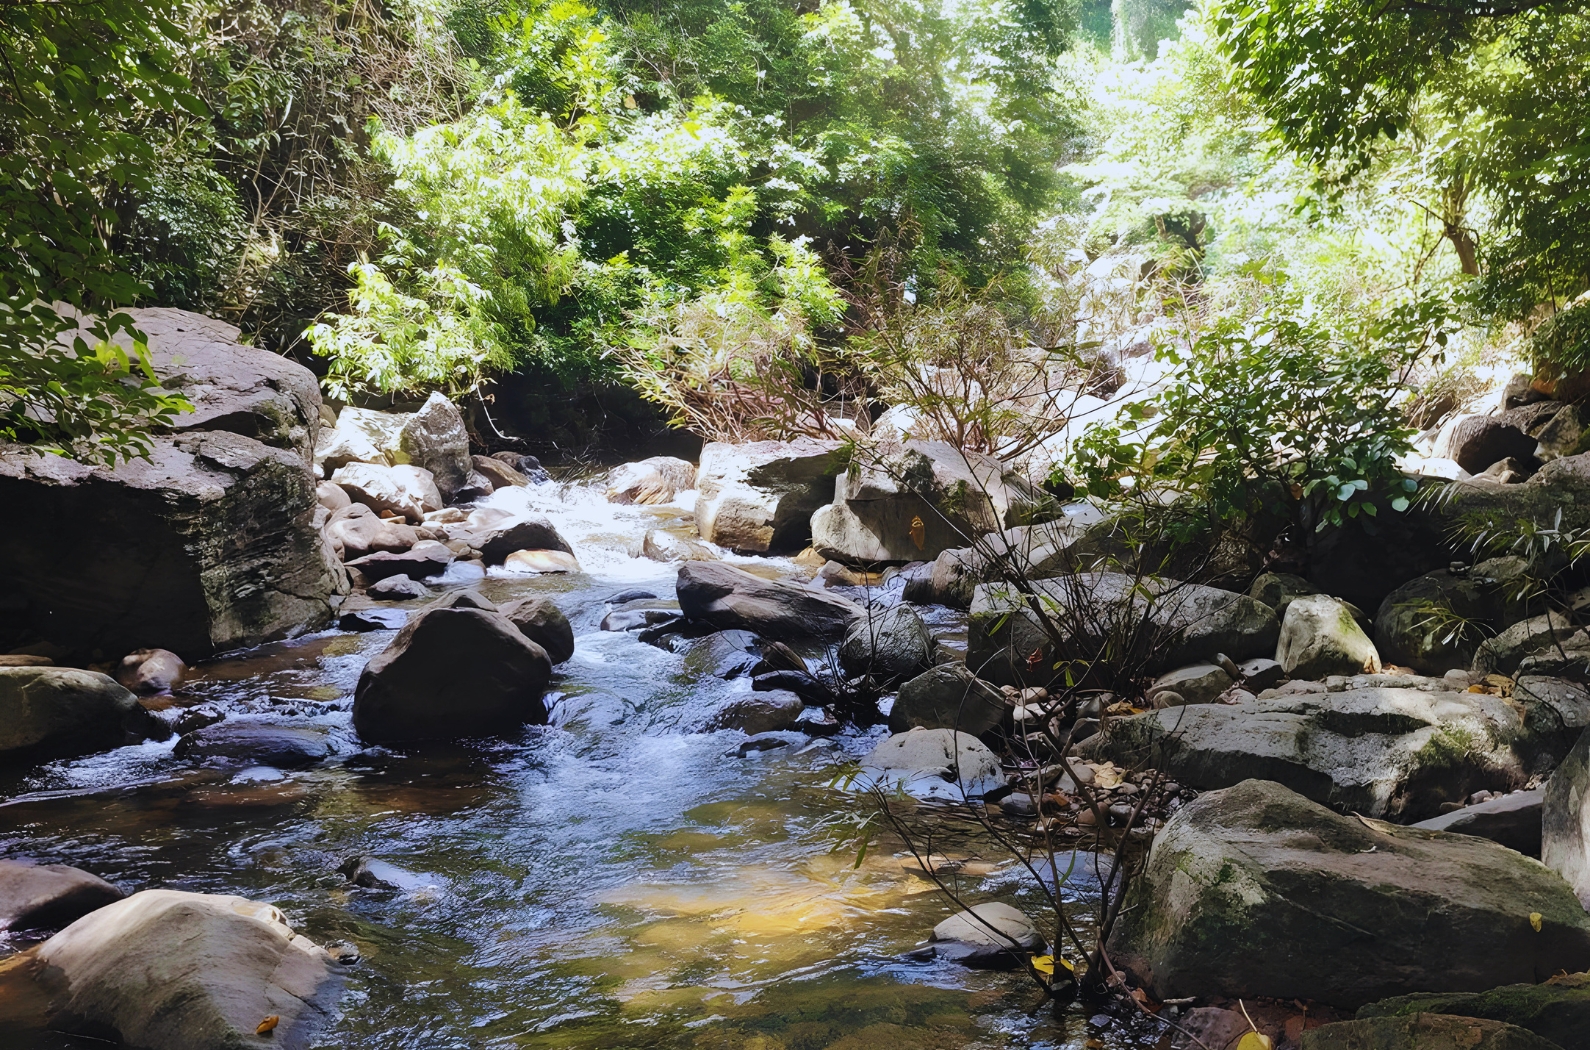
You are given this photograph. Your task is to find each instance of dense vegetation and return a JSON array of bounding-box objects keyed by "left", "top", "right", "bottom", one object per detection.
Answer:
[{"left": 4, "top": 0, "right": 1588, "bottom": 501}]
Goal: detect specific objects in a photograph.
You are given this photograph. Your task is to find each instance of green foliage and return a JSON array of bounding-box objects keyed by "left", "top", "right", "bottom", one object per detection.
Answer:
[
  {"left": 0, "top": 0, "right": 195, "bottom": 461},
  {"left": 1067, "top": 284, "right": 1453, "bottom": 533}
]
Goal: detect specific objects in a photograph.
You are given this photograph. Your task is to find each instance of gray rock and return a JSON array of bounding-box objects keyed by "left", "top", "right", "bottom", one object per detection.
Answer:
[
  {"left": 967, "top": 572, "right": 1278, "bottom": 687},
  {"left": 472, "top": 455, "right": 528, "bottom": 491},
  {"left": 599, "top": 598, "right": 682, "bottom": 633},
  {"left": 26, "top": 889, "right": 338, "bottom": 1050},
  {"left": 315, "top": 480, "right": 351, "bottom": 512},
  {"left": 1515, "top": 677, "right": 1590, "bottom": 759},
  {"left": 838, "top": 605, "right": 934, "bottom": 682},
  {"left": 912, "top": 509, "right": 1110, "bottom": 609},
  {"left": 890, "top": 663, "right": 1009, "bottom": 735},
  {"left": 641, "top": 529, "right": 717, "bottom": 562},
  {"left": 397, "top": 392, "right": 472, "bottom": 501},
  {"left": 857, "top": 728, "right": 1005, "bottom": 799},
  {"left": 694, "top": 438, "right": 844, "bottom": 553},
  {"left": 1089, "top": 682, "right": 1538, "bottom": 820},
  {"left": 0, "top": 860, "right": 124, "bottom": 931},
  {"left": 1544, "top": 727, "right": 1590, "bottom": 907},
  {"left": 0, "top": 667, "right": 167, "bottom": 764},
  {"left": 736, "top": 730, "right": 808, "bottom": 755},
  {"left": 810, "top": 440, "right": 1052, "bottom": 564},
  {"left": 114, "top": 648, "right": 185, "bottom": 695},
  {"left": 607, "top": 456, "right": 697, "bottom": 505},
  {"left": 1248, "top": 571, "right": 1320, "bottom": 620},
  {"left": 678, "top": 630, "right": 761, "bottom": 679},
  {"left": 1302, "top": 1015, "right": 1562, "bottom": 1050},
  {"left": 445, "top": 510, "right": 572, "bottom": 565},
  {"left": 346, "top": 539, "right": 453, "bottom": 581},
  {"left": 332, "top": 462, "right": 441, "bottom": 523},
  {"left": 353, "top": 607, "right": 551, "bottom": 743},
  {"left": 1535, "top": 404, "right": 1587, "bottom": 462},
  {"left": 1148, "top": 663, "right": 1233, "bottom": 706},
  {"left": 368, "top": 574, "right": 429, "bottom": 601},
  {"left": 338, "top": 856, "right": 432, "bottom": 892},
  {"left": 314, "top": 405, "right": 405, "bottom": 473},
  {"left": 1239, "top": 657, "right": 1285, "bottom": 692},
  {"left": 1413, "top": 788, "right": 1543, "bottom": 856},
  {"left": 1473, "top": 612, "right": 1576, "bottom": 676},
  {"left": 1278, "top": 594, "right": 1382, "bottom": 680},
  {"left": 676, "top": 562, "right": 862, "bottom": 641},
  {"left": 1358, "top": 975, "right": 1590, "bottom": 1050},
  {"left": 704, "top": 690, "right": 804, "bottom": 734},
  {"left": 498, "top": 597, "right": 575, "bottom": 664},
  {"left": 324, "top": 503, "right": 418, "bottom": 560},
  {"left": 1375, "top": 570, "right": 1508, "bottom": 675},
  {"left": 1439, "top": 412, "right": 1544, "bottom": 474},
  {"left": 175, "top": 723, "right": 330, "bottom": 768},
  {"left": 931, "top": 902, "right": 1044, "bottom": 954},
  {"left": 1109, "top": 779, "right": 1590, "bottom": 1008}
]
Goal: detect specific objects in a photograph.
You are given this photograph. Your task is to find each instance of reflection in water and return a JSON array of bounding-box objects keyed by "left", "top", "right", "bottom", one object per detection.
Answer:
[{"left": 0, "top": 482, "right": 1147, "bottom": 1049}]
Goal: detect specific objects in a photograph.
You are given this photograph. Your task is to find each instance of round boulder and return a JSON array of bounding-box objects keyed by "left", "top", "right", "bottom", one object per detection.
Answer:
[
  {"left": 0, "top": 667, "right": 167, "bottom": 763},
  {"left": 499, "top": 597, "right": 575, "bottom": 664},
  {"left": 890, "top": 663, "right": 1009, "bottom": 735},
  {"left": 858, "top": 728, "right": 1005, "bottom": 799},
  {"left": 0, "top": 860, "right": 124, "bottom": 932},
  {"left": 838, "top": 605, "right": 934, "bottom": 683},
  {"left": 1278, "top": 594, "right": 1381, "bottom": 680}
]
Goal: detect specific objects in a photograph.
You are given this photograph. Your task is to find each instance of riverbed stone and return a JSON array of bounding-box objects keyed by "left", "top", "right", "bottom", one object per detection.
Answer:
[
  {"left": 346, "top": 539, "right": 454, "bottom": 582},
  {"left": 641, "top": 529, "right": 717, "bottom": 562},
  {"left": 967, "top": 572, "right": 1278, "bottom": 687},
  {"left": 931, "top": 902, "right": 1044, "bottom": 953},
  {"left": 890, "top": 663, "right": 1009, "bottom": 735},
  {"left": 174, "top": 723, "right": 331, "bottom": 768},
  {"left": 368, "top": 574, "right": 429, "bottom": 601},
  {"left": 325, "top": 503, "right": 418, "bottom": 560},
  {"left": 314, "top": 405, "right": 406, "bottom": 472},
  {"left": 397, "top": 392, "right": 472, "bottom": 501},
  {"left": 0, "top": 667, "right": 167, "bottom": 764},
  {"left": 838, "top": 605, "right": 934, "bottom": 682},
  {"left": 912, "top": 511, "right": 1110, "bottom": 608},
  {"left": 1301, "top": 1015, "right": 1562, "bottom": 1050},
  {"left": 331, "top": 462, "right": 441, "bottom": 523},
  {"left": 0, "top": 861, "right": 124, "bottom": 932},
  {"left": 1088, "top": 682, "right": 1542, "bottom": 820},
  {"left": 114, "top": 648, "right": 185, "bottom": 695},
  {"left": 315, "top": 480, "right": 351, "bottom": 512},
  {"left": 1474, "top": 612, "right": 1577, "bottom": 676},
  {"left": 1375, "top": 570, "right": 1508, "bottom": 675},
  {"left": 445, "top": 510, "right": 573, "bottom": 564},
  {"left": 503, "top": 549, "right": 580, "bottom": 573},
  {"left": 1108, "top": 779, "right": 1590, "bottom": 1008},
  {"left": 1438, "top": 412, "right": 1545, "bottom": 475},
  {"left": 704, "top": 690, "right": 804, "bottom": 734},
  {"left": 353, "top": 607, "right": 551, "bottom": 743},
  {"left": 26, "top": 889, "right": 338, "bottom": 1050},
  {"left": 694, "top": 439, "right": 844, "bottom": 553},
  {"left": 858, "top": 728, "right": 1005, "bottom": 799},
  {"left": 810, "top": 440, "right": 1050, "bottom": 564},
  {"left": 499, "top": 597, "right": 575, "bottom": 664},
  {"left": 607, "top": 456, "right": 697, "bottom": 505},
  {"left": 472, "top": 455, "right": 527, "bottom": 491},
  {"left": 1359, "top": 974, "right": 1590, "bottom": 1050},
  {"left": 1412, "top": 788, "right": 1544, "bottom": 855},
  {"left": 1278, "top": 594, "right": 1382, "bottom": 680},
  {"left": 676, "top": 562, "right": 862, "bottom": 641},
  {"left": 1543, "top": 727, "right": 1590, "bottom": 907},
  {"left": 1147, "top": 663, "right": 1233, "bottom": 706}
]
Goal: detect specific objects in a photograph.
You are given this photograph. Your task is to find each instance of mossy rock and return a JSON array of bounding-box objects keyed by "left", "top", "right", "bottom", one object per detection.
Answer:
[{"left": 1361, "top": 975, "right": 1590, "bottom": 1050}]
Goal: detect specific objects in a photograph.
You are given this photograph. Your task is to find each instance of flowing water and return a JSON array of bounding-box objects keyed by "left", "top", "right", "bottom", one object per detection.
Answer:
[{"left": 0, "top": 483, "right": 1158, "bottom": 1050}]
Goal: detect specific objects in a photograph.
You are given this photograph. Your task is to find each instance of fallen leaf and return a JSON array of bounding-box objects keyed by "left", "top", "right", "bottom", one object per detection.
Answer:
[
  {"left": 1235, "top": 1031, "right": 1273, "bottom": 1050},
  {"left": 1531, "top": 912, "right": 1543, "bottom": 932},
  {"left": 256, "top": 1015, "right": 280, "bottom": 1035},
  {"left": 1031, "top": 954, "right": 1055, "bottom": 975},
  {"left": 909, "top": 516, "right": 926, "bottom": 550}
]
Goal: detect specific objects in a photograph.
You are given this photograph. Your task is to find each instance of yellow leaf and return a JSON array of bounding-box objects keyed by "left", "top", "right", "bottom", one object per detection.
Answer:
[
  {"left": 256, "top": 1015, "right": 280, "bottom": 1035},
  {"left": 909, "top": 516, "right": 926, "bottom": 550},
  {"left": 1236, "top": 1031, "right": 1273, "bottom": 1050},
  {"left": 1031, "top": 954, "right": 1055, "bottom": 975},
  {"left": 1531, "top": 912, "right": 1543, "bottom": 932}
]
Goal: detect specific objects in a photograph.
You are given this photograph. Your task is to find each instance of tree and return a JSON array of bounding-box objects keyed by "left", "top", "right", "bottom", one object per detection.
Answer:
[{"left": 0, "top": 0, "right": 196, "bottom": 461}]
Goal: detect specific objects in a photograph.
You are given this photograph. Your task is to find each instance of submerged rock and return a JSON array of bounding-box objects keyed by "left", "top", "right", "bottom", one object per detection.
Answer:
[
  {"left": 353, "top": 607, "right": 551, "bottom": 743},
  {"left": 1109, "top": 779, "right": 1590, "bottom": 1008},
  {"left": 703, "top": 690, "right": 804, "bottom": 735},
  {"left": 114, "top": 648, "right": 185, "bottom": 695},
  {"left": 0, "top": 667, "right": 167, "bottom": 764},
  {"left": 676, "top": 562, "right": 861, "bottom": 641},
  {"left": 0, "top": 860, "right": 124, "bottom": 932},
  {"left": 174, "top": 723, "right": 331, "bottom": 769},
  {"left": 22, "top": 889, "right": 338, "bottom": 1050}
]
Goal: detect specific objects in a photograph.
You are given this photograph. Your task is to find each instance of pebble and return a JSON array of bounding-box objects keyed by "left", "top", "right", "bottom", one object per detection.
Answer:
[{"left": 1000, "top": 792, "right": 1038, "bottom": 817}]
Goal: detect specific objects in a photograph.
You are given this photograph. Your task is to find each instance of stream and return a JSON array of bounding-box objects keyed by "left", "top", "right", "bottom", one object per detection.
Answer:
[{"left": 0, "top": 482, "right": 1155, "bottom": 1050}]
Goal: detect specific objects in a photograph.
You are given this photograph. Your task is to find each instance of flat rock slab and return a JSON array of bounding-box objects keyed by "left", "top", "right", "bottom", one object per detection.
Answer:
[
  {"left": 1088, "top": 683, "right": 1541, "bottom": 820},
  {"left": 1301, "top": 1014, "right": 1561, "bottom": 1050},
  {"left": 1413, "top": 789, "right": 1543, "bottom": 856},
  {"left": 1360, "top": 973, "right": 1590, "bottom": 1050},
  {"left": 1109, "top": 779, "right": 1590, "bottom": 1008}
]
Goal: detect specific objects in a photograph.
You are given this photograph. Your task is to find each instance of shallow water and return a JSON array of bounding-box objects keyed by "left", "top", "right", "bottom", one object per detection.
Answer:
[{"left": 0, "top": 483, "right": 1160, "bottom": 1050}]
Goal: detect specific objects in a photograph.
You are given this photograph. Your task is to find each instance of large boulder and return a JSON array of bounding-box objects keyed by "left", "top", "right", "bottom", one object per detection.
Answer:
[
  {"left": 21, "top": 889, "right": 338, "bottom": 1050},
  {"left": 694, "top": 439, "right": 844, "bottom": 553},
  {"left": 810, "top": 440, "right": 1050, "bottom": 564},
  {"left": 911, "top": 509, "right": 1110, "bottom": 609},
  {"left": 1374, "top": 562, "right": 1530, "bottom": 675},
  {"left": 676, "top": 562, "right": 862, "bottom": 641},
  {"left": 1089, "top": 677, "right": 1552, "bottom": 820},
  {"left": 1544, "top": 727, "right": 1590, "bottom": 907},
  {"left": 838, "top": 605, "right": 934, "bottom": 682},
  {"left": 1438, "top": 412, "right": 1548, "bottom": 474},
  {"left": 0, "top": 438, "right": 345, "bottom": 660},
  {"left": 498, "top": 597, "right": 575, "bottom": 664},
  {"left": 857, "top": 728, "right": 1006, "bottom": 800},
  {"left": 443, "top": 509, "right": 573, "bottom": 565},
  {"left": 0, "top": 667, "right": 167, "bottom": 764},
  {"left": 1302, "top": 1015, "right": 1562, "bottom": 1050},
  {"left": 607, "top": 456, "right": 697, "bottom": 505},
  {"left": 330, "top": 462, "right": 441, "bottom": 523},
  {"left": 1360, "top": 974, "right": 1590, "bottom": 1050},
  {"left": 967, "top": 572, "right": 1278, "bottom": 687},
  {"left": 1109, "top": 779, "right": 1590, "bottom": 1008},
  {"left": 890, "top": 663, "right": 1009, "bottom": 735},
  {"left": 1277, "top": 594, "right": 1381, "bottom": 679},
  {"left": 353, "top": 607, "right": 552, "bottom": 743},
  {"left": 397, "top": 392, "right": 472, "bottom": 501},
  {"left": 0, "top": 860, "right": 124, "bottom": 931},
  {"left": 313, "top": 406, "right": 406, "bottom": 473},
  {"left": 1474, "top": 613, "right": 1578, "bottom": 677}
]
